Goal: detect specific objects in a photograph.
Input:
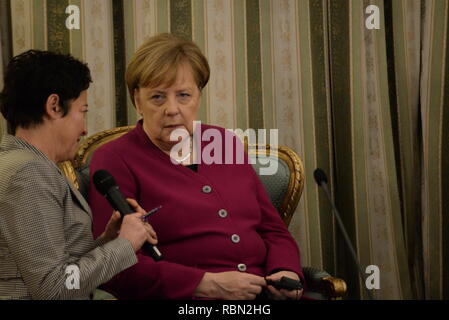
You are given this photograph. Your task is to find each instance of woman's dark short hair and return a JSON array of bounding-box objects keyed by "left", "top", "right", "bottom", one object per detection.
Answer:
[{"left": 0, "top": 50, "right": 92, "bottom": 134}]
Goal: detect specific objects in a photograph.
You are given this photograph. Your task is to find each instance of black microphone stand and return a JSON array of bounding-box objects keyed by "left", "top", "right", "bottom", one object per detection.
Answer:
[{"left": 314, "top": 168, "right": 374, "bottom": 300}]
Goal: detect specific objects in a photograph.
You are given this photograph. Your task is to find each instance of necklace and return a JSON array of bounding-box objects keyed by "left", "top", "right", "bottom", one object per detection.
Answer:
[
  {"left": 173, "top": 138, "right": 193, "bottom": 163},
  {"left": 175, "top": 151, "right": 191, "bottom": 163}
]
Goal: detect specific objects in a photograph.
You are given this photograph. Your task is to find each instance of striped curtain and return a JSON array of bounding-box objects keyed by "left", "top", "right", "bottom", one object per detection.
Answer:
[
  {"left": 0, "top": 0, "right": 11, "bottom": 138},
  {"left": 420, "top": 0, "right": 449, "bottom": 300},
  {"left": 2, "top": 0, "right": 448, "bottom": 299},
  {"left": 0, "top": 39, "right": 4, "bottom": 138}
]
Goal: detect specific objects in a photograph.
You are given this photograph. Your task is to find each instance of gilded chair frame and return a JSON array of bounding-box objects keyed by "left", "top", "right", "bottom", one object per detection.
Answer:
[
  {"left": 59, "top": 126, "right": 135, "bottom": 189},
  {"left": 246, "top": 144, "right": 304, "bottom": 227},
  {"left": 247, "top": 144, "right": 346, "bottom": 299}
]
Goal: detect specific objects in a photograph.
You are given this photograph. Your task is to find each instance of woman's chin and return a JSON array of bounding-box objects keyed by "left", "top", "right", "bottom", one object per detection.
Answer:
[
  {"left": 163, "top": 127, "right": 190, "bottom": 140},
  {"left": 163, "top": 125, "right": 189, "bottom": 135}
]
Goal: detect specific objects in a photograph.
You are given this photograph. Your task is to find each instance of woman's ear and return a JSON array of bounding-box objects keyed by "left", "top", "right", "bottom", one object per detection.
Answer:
[
  {"left": 134, "top": 88, "right": 143, "bottom": 115},
  {"left": 45, "top": 94, "right": 63, "bottom": 119}
]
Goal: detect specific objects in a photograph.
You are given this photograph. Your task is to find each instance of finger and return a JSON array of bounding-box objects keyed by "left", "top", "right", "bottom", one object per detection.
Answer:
[
  {"left": 265, "top": 271, "right": 299, "bottom": 281},
  {"left": 248, "top": 284, "right": 263, "bottom": 295},
  {"left": 111, "top": 210, "right": 122, "bottom": 222},
  {"left": 144, "top": 224, "right": 158, "bottom": 243},
  {"left": 279, "top": 289, "right": 297, "bottom": 300},
  {"left": 247, "top": 275, "right": 266, "bottom": 286},
  {"left": 126, "top": 198, "right": 145, "bottom": 214},
  {"left": 143, "top": 223, "right": 157, "bottom": 239},
  {"left": 264, "top": 275, "right": 276, "bottom": 281},
  {"left": 146, "top": 232, "right": 158, "bottom": 245},
  {"left": 126, "top": 198, "right": 138, "bottom": 207},
  {"left": 287, "top": 289, "right": 303, "bottom": 300},
  {"left": 265, "top": 274, "right": 281, "bottom": 282},
  {"left": 130, "top": 211, "right": 144, "bottom": 219},
  {"left": 107, "top": 211, "right": 122, "bottom": 230},
  {"left": 144, "top": 224, "right": 157, "bottom": 242},
  {"left": 267, "top": 286, "right": 284, "bottom": 300}
]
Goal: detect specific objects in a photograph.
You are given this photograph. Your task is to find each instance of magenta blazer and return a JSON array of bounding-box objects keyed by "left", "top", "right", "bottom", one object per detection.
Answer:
[{"left": 88, "top": 121, "right": 303, "bottom": 299}]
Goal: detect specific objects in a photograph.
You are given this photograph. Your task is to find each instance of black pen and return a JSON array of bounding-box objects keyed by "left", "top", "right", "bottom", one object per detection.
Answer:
[{"left": 141, "top": 205, "right": 162, "bottom": 222}]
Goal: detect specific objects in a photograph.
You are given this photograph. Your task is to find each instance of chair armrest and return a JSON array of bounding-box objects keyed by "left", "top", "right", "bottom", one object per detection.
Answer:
[{"left": 302, "top": 266, "right": 347, "bottom": 300}]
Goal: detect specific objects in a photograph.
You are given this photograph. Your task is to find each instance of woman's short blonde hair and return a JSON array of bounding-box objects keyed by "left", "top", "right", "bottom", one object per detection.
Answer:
[{"left": 126, "top": 33, "right": 210, "bottom": 105}]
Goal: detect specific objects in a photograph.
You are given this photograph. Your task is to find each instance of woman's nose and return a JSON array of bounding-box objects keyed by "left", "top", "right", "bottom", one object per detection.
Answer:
[
  {"left": 82, "top": 120, "right": 88, "bottom": 136},
  {"left": 164, "top": 97, "right": 180, "bottom": 116}
]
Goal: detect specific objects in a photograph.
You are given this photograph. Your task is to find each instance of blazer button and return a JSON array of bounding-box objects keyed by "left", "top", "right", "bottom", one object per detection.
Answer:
[
  {"left": 237, "top": 263, "right": 247, "bottom": 272},
  {"left": 231, "top": 234, "right": 240, "bottom": 243},
  {"left": 218, "top": 209, "right": 228, "bottom": 218},
  {"left": 202, "top": 185, "right": 212, "bottom": 193}
]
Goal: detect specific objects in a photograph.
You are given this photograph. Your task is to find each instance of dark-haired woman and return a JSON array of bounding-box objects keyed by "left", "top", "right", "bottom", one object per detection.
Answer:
[{"left": 0, "top": 50, "right": 157, "bottom": 299}]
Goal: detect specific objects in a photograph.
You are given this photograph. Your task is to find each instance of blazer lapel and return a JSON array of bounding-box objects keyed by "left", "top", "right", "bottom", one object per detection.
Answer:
[
  {"left": 66, "top": 178, "right": 93, "bottom": 219},
  {"left": 1, "top": 135, "right": 93, "bottom": 218}
]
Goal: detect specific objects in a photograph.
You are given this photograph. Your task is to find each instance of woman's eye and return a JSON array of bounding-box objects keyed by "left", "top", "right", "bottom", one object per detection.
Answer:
[
  {"left": 179, "top": 93, "right": 190, "bottom": 98},
  {"left": 151, "top": 95, "right": 165, "bottom": 103}
]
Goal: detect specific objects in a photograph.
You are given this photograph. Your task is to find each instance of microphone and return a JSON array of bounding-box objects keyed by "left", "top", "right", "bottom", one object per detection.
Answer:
[
  {"left": 313, "top": 168, "right": 374, "bottom": 300},
  {"left": 93, "top": 169, "right": 163, "bottom": 261}
]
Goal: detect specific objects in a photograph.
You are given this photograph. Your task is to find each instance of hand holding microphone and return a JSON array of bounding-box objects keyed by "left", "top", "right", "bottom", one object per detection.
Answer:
[
  {"left": 117, "top": 199, "right": 158, "bottom": 252},
  {"left": 100, "top": 200, "right": 158, "bottom": 252},
  {"left": 93, "top": 170, "right": 163, "bottom": 261}
]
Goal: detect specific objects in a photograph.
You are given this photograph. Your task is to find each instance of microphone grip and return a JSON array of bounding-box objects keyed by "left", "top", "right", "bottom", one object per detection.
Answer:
[
  {"left": 106, "top": 187, "right": 134, "bottom": 215},
  {"left": 106, "top": 187, "right": 163, "bottom": 261},
  {"left": 143, "top": 242, "right": 163, "bottom": 261}
]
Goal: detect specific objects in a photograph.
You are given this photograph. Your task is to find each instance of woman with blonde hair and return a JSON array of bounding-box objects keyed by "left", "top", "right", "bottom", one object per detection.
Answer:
[{"left": 88, "top": 33, "right": 304, "bottom": 300}]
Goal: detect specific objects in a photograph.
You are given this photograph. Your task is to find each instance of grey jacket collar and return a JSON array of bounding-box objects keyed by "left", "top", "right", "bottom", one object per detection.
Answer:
[
  {"left": 0, "top": 134, "right": 61, "bottom": 172},
  {"left": 0, "top": 134, "right": 92, "bottom": 216}
]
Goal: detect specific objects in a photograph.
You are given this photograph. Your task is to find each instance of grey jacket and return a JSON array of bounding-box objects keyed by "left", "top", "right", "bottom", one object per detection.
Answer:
[{"left": 0, "top": 135, "right": 137, "bottom": 299}]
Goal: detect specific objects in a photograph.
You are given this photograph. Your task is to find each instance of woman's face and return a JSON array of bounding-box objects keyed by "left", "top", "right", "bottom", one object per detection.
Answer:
[
  {"left": 56, "top": 90, "right": 88, "bottom": 162},
  {"left": 134, "top": 63, "right": 201, "bottom": 152}
]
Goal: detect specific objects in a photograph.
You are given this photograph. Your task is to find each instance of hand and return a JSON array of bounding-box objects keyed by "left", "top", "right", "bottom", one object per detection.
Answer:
[
  {"left": 99, "top": 198, "right": 152, "bottom": 243},
  {"left": 194, "top": 271, "right": 266, "bottom": 300},
  {"left": 117, "top": 198, "right": 158, "bottom": 252},
  {"left": 265, "top": 270, "right": 303, "bottom": 300},
  {"left": 99, "top": 210, "right": 122, "bottom": 243}
]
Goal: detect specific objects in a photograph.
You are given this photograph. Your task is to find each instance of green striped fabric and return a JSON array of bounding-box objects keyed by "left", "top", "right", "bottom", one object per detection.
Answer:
[
  {"left": 112, "top": 0, "right": 127, "bottom": 127},
  {"left": 421, "top": 0, "right": 449, "bottom": 300},
  {"left": 170, "top": 0, "right": 192, "bottom": 40}
]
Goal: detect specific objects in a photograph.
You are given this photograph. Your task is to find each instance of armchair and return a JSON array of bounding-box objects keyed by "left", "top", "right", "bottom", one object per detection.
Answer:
[{"left": 59, "top": 126, "right": 347, "bottom": 300}]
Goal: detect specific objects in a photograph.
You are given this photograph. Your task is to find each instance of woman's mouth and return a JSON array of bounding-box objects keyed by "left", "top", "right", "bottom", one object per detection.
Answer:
[{"left": 164, "top": 124, "right": 183, "bottom": 129}]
